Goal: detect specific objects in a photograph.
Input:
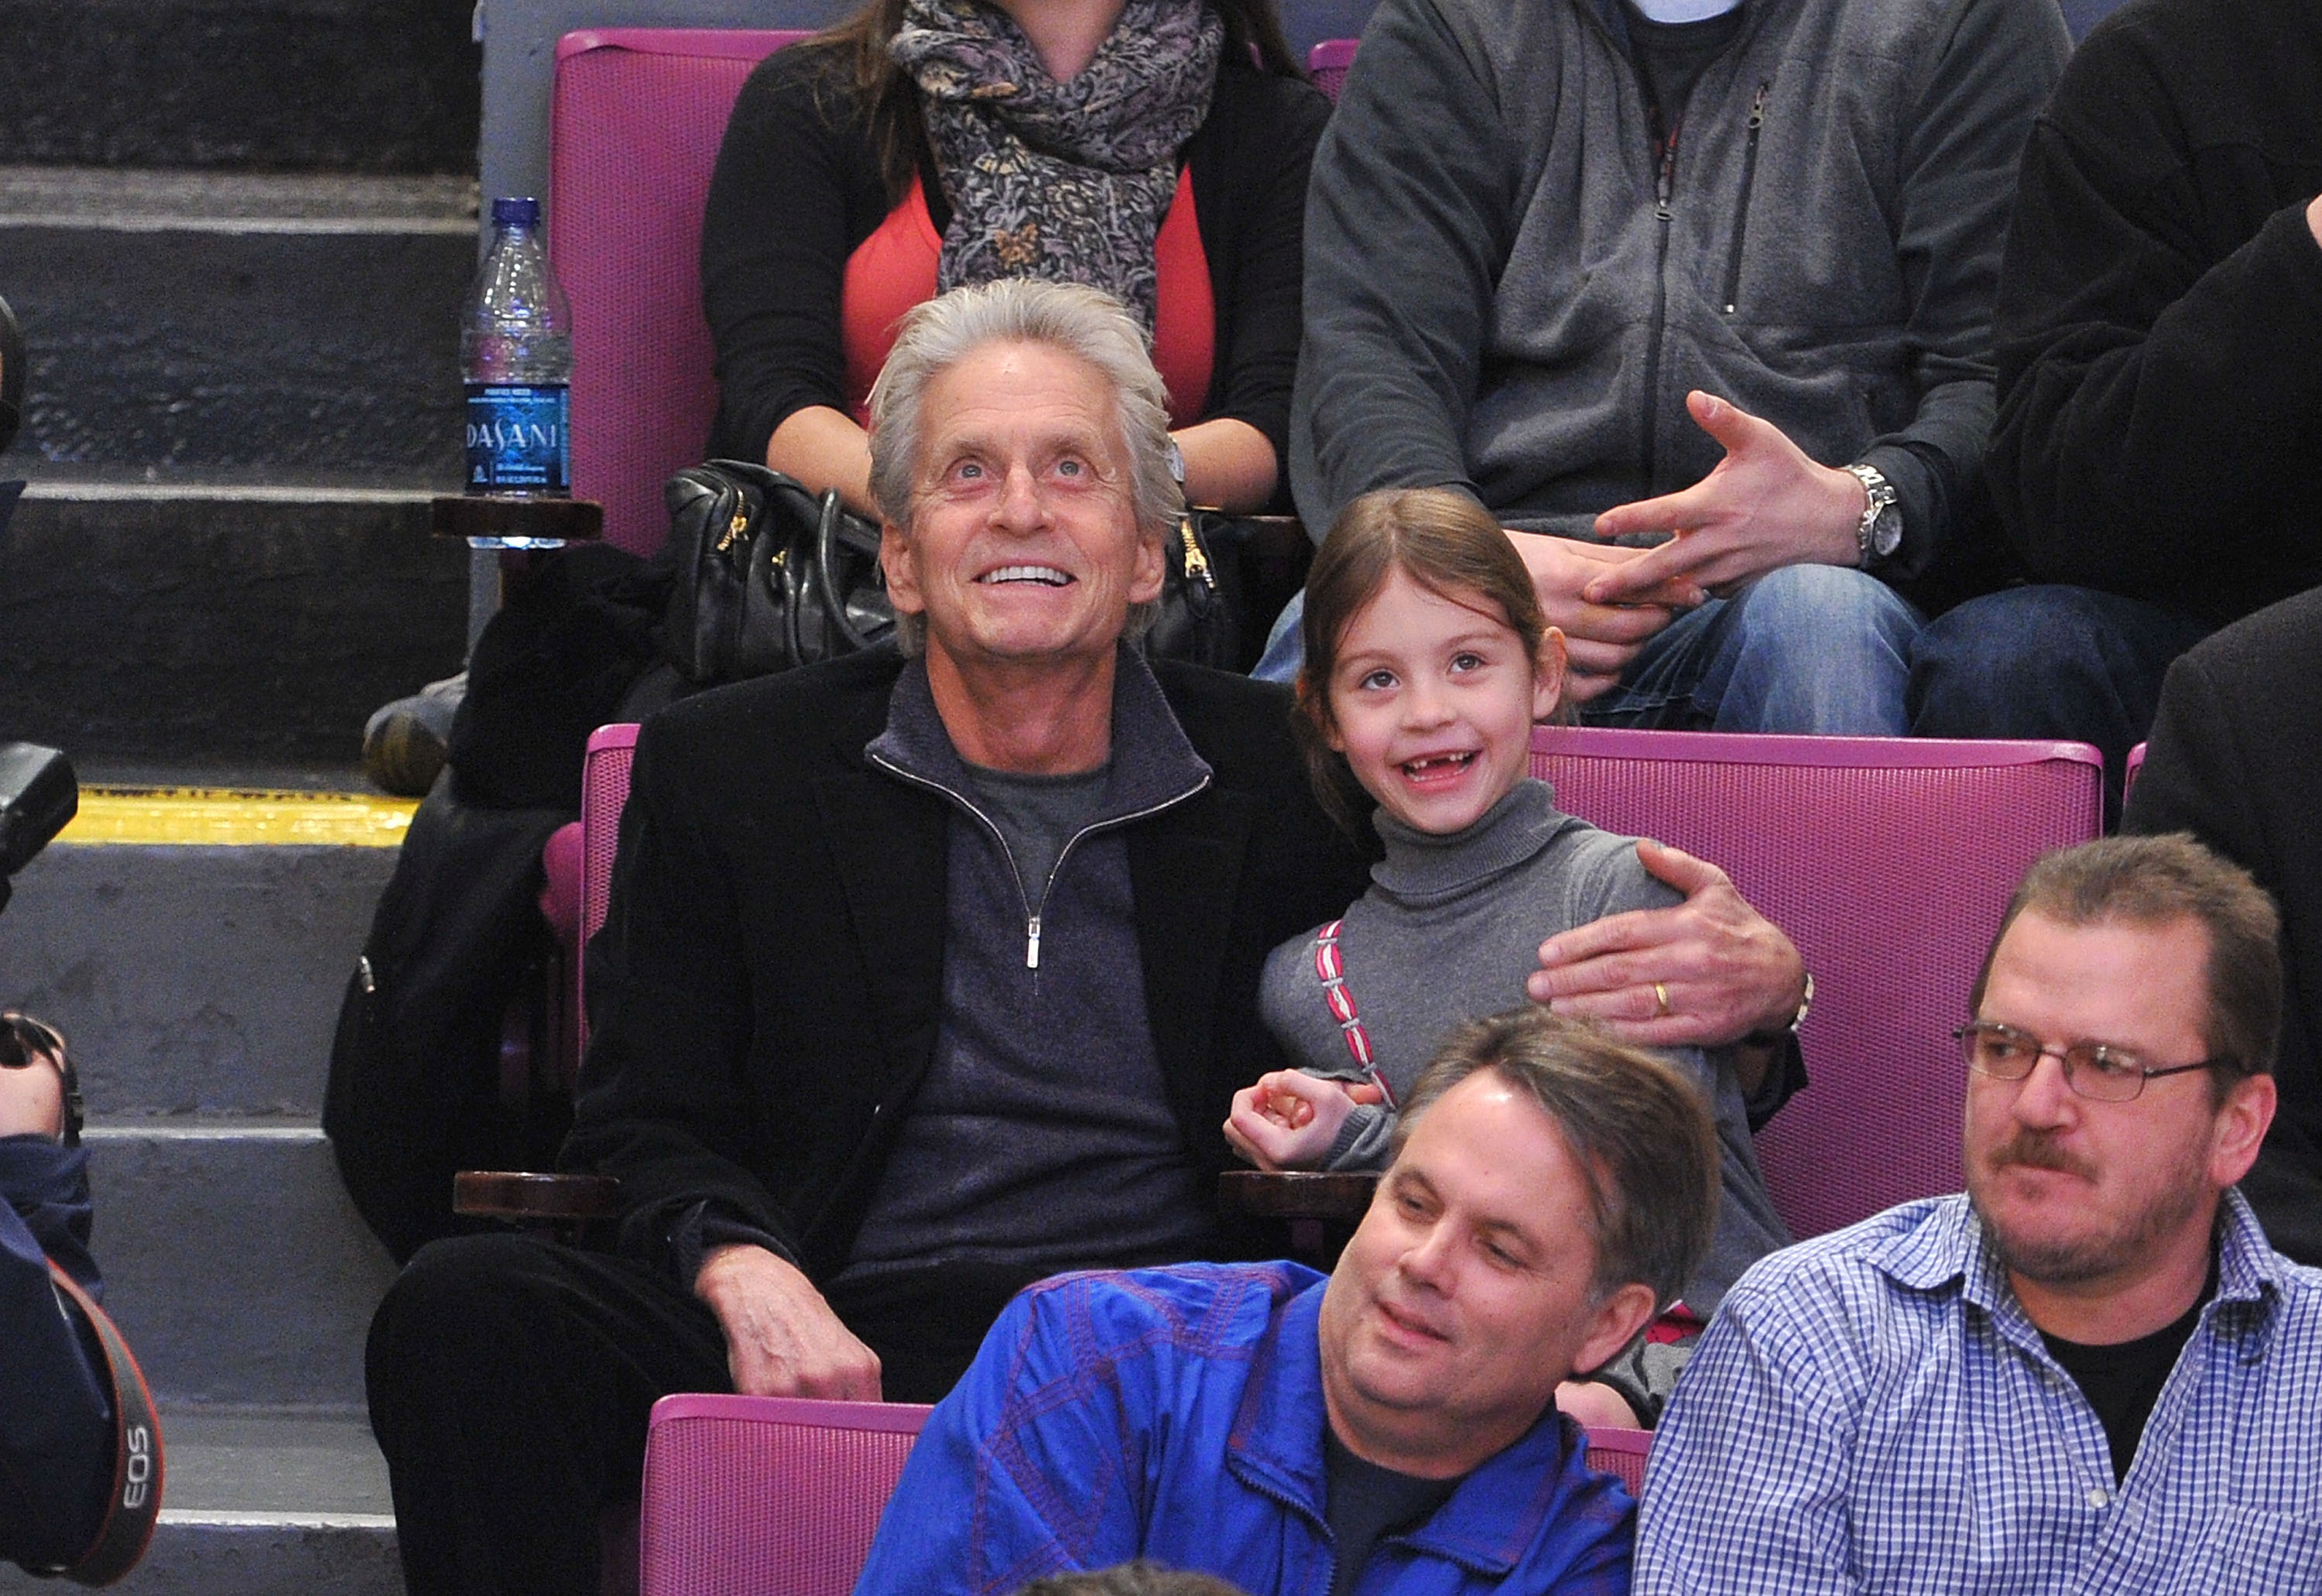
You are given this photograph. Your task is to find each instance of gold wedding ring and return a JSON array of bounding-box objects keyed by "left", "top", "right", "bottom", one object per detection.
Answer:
[{"left": 1652, "top": 981, "right": 1672, "bottom": 1018}]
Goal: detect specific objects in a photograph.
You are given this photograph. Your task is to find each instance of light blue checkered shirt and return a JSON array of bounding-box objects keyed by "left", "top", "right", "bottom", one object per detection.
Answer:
[{"left": 1635, "top": 1189, "right": 2322, "bottom": 1594}]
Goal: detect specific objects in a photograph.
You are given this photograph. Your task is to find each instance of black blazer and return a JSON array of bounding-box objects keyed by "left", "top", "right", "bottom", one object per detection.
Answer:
[
  {"left": 2125, "top": 586, "right": 2322, "bottom": 1265},
  {"left": 564, "top": 649, "right": 1372, "bottom": 1285}
]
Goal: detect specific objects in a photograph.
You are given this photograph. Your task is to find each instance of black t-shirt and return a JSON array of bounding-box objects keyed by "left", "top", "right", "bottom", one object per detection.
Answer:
[
  {"left": 1622, "top": 2, "right": 1748, "bottom": 139},
  {"left": 1324, "top": 1428, "right": 1464, "bottom": 1596},
  {"left": 2039, "top": 1273, "right": 2214, "bottom": 1484}
]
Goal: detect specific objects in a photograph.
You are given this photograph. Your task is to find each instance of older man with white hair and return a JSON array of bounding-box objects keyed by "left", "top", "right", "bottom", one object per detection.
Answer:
[{"left": 365, "top": 278, "right": 1374, "bottom": 1595}]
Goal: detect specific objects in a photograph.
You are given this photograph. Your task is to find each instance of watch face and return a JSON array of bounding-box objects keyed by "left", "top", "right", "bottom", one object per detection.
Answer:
[{"left": 1872, "top": 502, "right": 1902, "bottom": 558}]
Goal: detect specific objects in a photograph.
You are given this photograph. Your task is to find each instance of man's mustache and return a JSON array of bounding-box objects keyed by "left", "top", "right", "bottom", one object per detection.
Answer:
[{"left": 1987, "top": 1131, "right": 2096, "bottom": 1181}]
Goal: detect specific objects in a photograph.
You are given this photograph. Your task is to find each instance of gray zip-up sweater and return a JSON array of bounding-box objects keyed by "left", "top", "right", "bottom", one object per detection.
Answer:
[
  {"left": 844, "top": 653, "right": 1218, "bottom": 1280},
  {"left": 1289, "top": 0, "right": 2070, "bottom": 583},
  {"left": 1259, "top": 779, "right": 1790, "bottom": 1318}
]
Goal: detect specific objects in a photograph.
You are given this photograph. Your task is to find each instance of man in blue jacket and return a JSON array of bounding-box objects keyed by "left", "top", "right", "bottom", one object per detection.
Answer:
[{"left": 852, "top": 1007, "right": 1721, "bottom": 1596}]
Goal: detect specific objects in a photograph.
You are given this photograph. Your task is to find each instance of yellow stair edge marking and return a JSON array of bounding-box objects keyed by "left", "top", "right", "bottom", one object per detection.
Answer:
[{"left": 60, "top": 787, "right": 419, "bottom": 848}]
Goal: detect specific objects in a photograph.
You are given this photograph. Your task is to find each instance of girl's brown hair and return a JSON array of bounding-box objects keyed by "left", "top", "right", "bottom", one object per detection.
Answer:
[
  {"left": 1295, "top": 487, "right": 1550, "bottom": 835},
  {"left": 806, "top": 0, "right": 1307, "bottom": 207}
]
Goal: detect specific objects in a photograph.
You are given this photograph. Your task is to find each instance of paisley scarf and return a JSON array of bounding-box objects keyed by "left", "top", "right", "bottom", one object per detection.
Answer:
[{"left": 891, "top": 0, "right": 1224, "bottom": 328}]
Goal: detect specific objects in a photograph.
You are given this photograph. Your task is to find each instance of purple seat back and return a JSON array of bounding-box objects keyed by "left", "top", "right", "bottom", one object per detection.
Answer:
[
  {"left": 1307, "top": 38, "right": 1358, "bottom": 101},
  {"left": 639, "top": 1394, "right": 933, "bottom": 1596},
  {"left": 550, "top": 29, "right": 812, "bottom": 557},
  {"left": 1583, "top": 1424, "right": 1651, "bottom": 1495},
  {"left": 1529, "top": 728, "right": 2103, "bottom": 1238},
  {"left": 2125, "top": 739, "right": 2147, "bottom": 803}
]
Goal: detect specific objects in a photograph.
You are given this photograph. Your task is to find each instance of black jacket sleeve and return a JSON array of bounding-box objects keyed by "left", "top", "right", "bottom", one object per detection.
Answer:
[
  {"left": 1183, "top": 60, "right": 1333, "bottom": 483},
  {"left": 701, "top": 46, "right": 891, "bottom": 467},
  {"left": 563, "top": 698, "right": 803, "bottom": 1279},
  {"left": 1858, "top": 0, "right": 2071, "bottom": 584},
  {"left": 2121, "top": 591, "right": 2322, "bottom": 1265},
  {"left": 1986, "top": 9, "right": 2322, "bottom": 617}
]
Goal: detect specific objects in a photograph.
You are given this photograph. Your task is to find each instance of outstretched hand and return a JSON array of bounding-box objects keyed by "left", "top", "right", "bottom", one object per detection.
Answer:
[
  {"left": 1581, "top": 391, "right": 1866, "bottom": 604},
  {"left": 1224, "top": 1072, "right": 1383, "bottom": 1172},
  {"left": 1527, "top": 837, "right": 1806, "bottom": 1049}
]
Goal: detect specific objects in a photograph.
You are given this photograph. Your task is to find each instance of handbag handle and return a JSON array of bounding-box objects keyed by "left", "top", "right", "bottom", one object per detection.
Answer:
[{"left": 814, "top": 489, "right": 888, "bottom": 655}]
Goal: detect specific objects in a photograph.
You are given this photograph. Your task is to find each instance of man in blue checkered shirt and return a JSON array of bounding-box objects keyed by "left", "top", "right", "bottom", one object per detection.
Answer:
[{"left": 1636, "top": 832, "right": 2322, "bottom": 1592}]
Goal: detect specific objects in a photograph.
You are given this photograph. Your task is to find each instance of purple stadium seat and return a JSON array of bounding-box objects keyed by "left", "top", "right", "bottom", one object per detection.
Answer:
[
  {"left": 639, "top": 1395, "right": 932, "bottom": 1596},
  {"left": 1307, "top": 38, "right": 1357, "bottom": 101},
  {"left": 1529, "top": 728, "right": 2103, "bottom": 1238},
  {"left": 550, "top": 29, "right": 812, "bottom": 557},
  {"left": 632, "top": 1396, "right": 1639, "bottom": 1591},
  {"left": 1584, "top": 1425, "right": 1652, "bottom": 1495},
  {"left": 2125, "top": 739, "right": 2147, "bottom": 803}
]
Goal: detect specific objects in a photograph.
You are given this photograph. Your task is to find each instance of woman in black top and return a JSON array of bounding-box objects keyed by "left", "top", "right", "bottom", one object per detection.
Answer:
[{"left": 700, "top": 0, "right": 1328, "bottom": 515}]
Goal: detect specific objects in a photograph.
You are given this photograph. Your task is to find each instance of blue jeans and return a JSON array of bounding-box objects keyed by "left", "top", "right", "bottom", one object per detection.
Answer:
[
  {"left": 1585, "top": 566, "right": 1921, "bottom": 734},
  {"left": 1257, "top": 565, "right": 1922, "bottom": 735},
  {"left": 1908, "top": 584, "right": 2214, "bottom": 824}
]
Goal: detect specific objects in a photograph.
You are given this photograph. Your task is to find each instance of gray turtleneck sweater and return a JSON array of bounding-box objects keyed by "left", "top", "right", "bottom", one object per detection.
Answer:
[{"left": 1257, "top": 776, "right": 1789, "bottom": 1317}]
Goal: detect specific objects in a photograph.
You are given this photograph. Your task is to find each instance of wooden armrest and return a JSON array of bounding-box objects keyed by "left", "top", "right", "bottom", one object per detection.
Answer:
[
  {"left": 454, "top": 1170, "right": 621, "bottom": 1222},
  {"left": 1218, "top": 1170, "right": 1378, "bottom": 1224}
]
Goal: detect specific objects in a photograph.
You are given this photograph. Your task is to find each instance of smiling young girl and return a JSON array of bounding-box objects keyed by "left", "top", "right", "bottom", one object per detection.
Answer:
[{"left": 1225, "top": 488, "right": 1793, "bottom": 1420}]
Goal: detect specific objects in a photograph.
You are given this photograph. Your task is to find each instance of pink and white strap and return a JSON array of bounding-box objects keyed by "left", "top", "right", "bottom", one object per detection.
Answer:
[{"left": 1313, "top": 920, "right": 1396, "bottom": 1109}]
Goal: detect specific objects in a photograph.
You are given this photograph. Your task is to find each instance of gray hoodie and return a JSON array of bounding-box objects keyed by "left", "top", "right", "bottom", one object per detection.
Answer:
[{"left": 1291, "top": 0, "right": 2070, "bottom": 582}]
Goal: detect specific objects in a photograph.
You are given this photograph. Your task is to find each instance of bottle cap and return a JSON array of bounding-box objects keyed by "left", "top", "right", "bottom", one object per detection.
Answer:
[{"left": 491, "top": 196, "right": 543, "bottom": 227}]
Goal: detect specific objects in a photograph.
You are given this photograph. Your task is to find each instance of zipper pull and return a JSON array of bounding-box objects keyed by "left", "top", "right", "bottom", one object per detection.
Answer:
[
  {"left": 1026, "top": 913, "right": 1042, "bottom": 971},
  {"left": 1178, "top": 518, "right": 1214, "bottom": 589},
  {"left": 1748, "top": 84, "right": 1768, "bottom": 128},
  {"left": 714, "top": 509, "right": 749, "bottom": 554},
  {"left": 1654, "top": 135, "right": 1676, "bottom": 221}
]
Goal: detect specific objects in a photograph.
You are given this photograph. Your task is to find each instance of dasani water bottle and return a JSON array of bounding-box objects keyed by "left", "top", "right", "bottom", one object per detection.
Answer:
[{"left": 463, "top": 197, "right": 572, "bottom": 495}]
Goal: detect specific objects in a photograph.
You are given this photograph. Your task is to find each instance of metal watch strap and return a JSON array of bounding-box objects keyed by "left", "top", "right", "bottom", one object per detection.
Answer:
[{"left": 1844, "top": 462, "right": 1897, "bottom": 567}]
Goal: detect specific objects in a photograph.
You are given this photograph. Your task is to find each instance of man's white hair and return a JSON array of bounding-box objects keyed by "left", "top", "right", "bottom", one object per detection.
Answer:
[{"left": 867, "top": 279, "right": 1181, "bottom": 652}]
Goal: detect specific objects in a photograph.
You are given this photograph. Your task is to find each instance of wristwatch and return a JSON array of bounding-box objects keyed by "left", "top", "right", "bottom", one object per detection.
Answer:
[{"left": 1844, "top": 462, "right": 1901, "bottom": 567}]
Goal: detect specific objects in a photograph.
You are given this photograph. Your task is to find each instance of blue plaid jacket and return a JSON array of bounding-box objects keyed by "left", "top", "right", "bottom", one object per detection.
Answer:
[
  {"left": 1636, "top": 1190, "right": 2322, "bottom": 1594},
  {"left": 853, "top": 1262, "right": 1635, "bottom": 1596}
]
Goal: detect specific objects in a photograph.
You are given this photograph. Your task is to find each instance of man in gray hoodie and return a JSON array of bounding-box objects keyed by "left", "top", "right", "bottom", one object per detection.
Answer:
[{"left": 1283, "top": 0, "right": 2070, "bottom": 738}]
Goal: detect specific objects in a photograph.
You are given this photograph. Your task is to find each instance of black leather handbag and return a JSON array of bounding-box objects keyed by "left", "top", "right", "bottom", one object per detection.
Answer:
[
  {"left": 662, "top": 461, "right": 894, "bottom": 683},
  {"left": 1144, "top": 512, "right": 1241, "bottom": 670}
]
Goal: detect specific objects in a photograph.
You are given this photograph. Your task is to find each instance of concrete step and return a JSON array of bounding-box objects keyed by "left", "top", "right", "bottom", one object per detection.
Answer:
[
  {"left": 2, "top": 168, "right": 474, "bottom": 482},
  {"left": 0, "top": 833, "right": 399, "bottom": 1115},
  {"left": 0, "top": 1411, "right": 401, "bottom": 1594},
  {"left": 81, "top": 1120, "right": 399, "bottom": 1409},
  {"left": 0, "top": 482, "right": 468, "bottom": 765},
  {"left": 0, "top": 0, "right": 478, "bottom": 173}
]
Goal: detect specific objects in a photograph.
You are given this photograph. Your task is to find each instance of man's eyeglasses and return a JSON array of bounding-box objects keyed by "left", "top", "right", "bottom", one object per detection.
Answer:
[
  {"left": 0, "top": 1011, "right": 83, "bottom": 1142},
  {"left": 1953, "top": 1019, "right": 2224, "bottom": 1104}
]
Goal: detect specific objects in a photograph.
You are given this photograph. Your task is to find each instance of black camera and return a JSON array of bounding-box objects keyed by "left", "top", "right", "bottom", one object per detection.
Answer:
[{"left": 0, "top": 745, "right": 75, "bottom": 920}]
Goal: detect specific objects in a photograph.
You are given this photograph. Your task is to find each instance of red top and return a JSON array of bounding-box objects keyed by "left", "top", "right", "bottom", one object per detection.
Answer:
[{"left": 841, "top": 168, "right": 1215, "bottom": 429}]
